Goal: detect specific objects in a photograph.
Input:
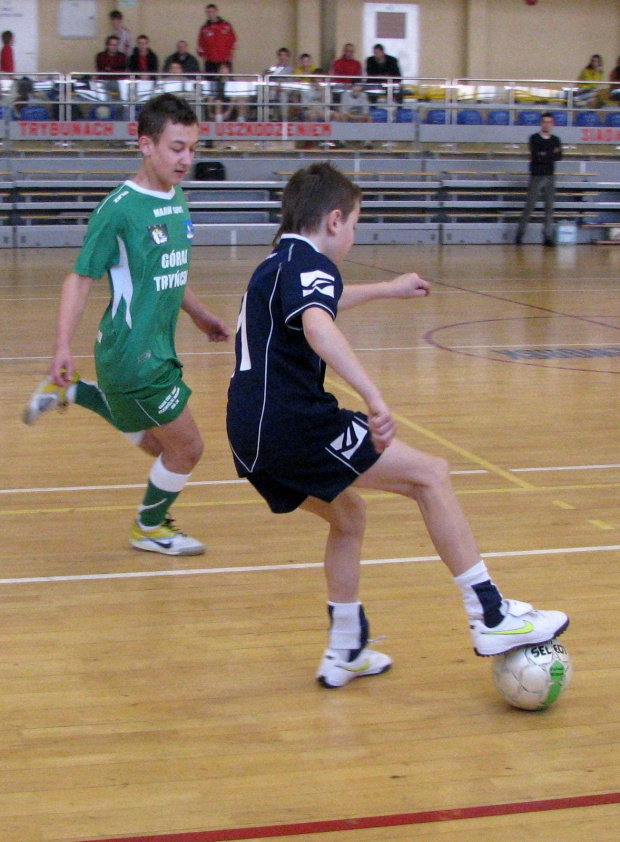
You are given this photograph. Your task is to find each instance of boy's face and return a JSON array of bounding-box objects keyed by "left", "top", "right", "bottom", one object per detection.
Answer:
[{"left": 140, "top": 121, "right": 199, "bottom": 190}]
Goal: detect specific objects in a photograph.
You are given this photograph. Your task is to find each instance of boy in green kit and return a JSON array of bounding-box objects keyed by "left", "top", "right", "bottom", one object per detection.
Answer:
[{"left": 24, "top": 94, "right": 230, "bottom": 555}]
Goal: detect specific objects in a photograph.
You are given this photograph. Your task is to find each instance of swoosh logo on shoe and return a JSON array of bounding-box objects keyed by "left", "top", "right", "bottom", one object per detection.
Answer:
[
  {"left": 341, "top": 660, "right": 371, "bottom": 673},
  {"left": 151, "top": 539, "right": 173, "bottom": 549},
  {"left": 486, "top": 621, "right": 535, "bottom": 636}
]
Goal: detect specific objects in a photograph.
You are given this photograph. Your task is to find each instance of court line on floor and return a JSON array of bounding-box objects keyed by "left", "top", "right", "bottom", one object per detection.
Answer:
[
  {"left": 4, "top": 341, "right": 620, "bottom": 363},
  {"left": 2, "top": 464, "right": 619, "bottom": 496},
  {"left": 326, "top": 377, "right": 534, "bottom": 490},
  {"left": 80, "top": 792, "right": 620, "bottom": 842},
  {"left": 0, "top": 544, "right": 617, "bottom": 585}
]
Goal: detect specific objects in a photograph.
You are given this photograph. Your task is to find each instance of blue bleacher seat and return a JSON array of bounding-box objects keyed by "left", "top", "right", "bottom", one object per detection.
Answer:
[
  {"left": 549, "top": 111, "right": 568, "bottom": 126},
  {"left": 18, "top": 105, "right": 50, "bottom": 120},
  {"left": 516, "top": 110, "right": 541, "bottom": 126},
  {"left": 574, "top": 110, "right": 601, "bottom": 127},
  {"left": 396, "top": 107, "right": 415, "bottom": 123},
  {"left": 426, "top": 108, "right": 447, "bottom": 124},
  {"left": 88, "top": 104, "right": 121, "bottom": 121},
  {"left": 604, "top": 111, "right": 620, "bottom": 127},
  {"left": 487, "top": 110, "right": 510, "bottom": 125},
  {"left": 457, "top": 109, "right": 483, "bottom": 125},
  {"left": 369, "top": 106, "right": 388, "bottom": 123}
]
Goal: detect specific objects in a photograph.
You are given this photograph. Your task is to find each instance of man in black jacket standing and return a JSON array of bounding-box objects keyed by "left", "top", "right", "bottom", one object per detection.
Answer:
[{"left": 516, "top": 112, "right": 563, "bottom": 246}]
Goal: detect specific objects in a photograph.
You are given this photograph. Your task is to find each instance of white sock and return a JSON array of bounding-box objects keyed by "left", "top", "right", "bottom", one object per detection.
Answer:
[
  {"left": 454, "top": 561, "right": 503, "bottom": 625},
  {"left": 328, "top": 601, "right": 366, "bottom": 657}
]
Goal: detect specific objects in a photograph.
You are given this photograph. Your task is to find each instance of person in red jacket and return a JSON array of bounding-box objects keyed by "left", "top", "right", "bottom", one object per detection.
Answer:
[
  {"left": 197, "top": 3, "right": 237, "bottom": 75},
  {"left": 330, "top": 43, "right": 363, "bottom": 84},
  {"left": 1, "top": 30, "right": 14, "bottom": 73}
]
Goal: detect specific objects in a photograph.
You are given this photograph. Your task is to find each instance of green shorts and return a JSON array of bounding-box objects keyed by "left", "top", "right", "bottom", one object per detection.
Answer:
[{"left": 102, "top": 372, "right": 192, "bottom": 433}]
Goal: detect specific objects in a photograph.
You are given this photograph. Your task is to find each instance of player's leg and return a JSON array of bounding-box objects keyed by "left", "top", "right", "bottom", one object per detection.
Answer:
[
  {"left": 300, "top": 492, "right": 392, "bottom": 688},
  {"left": 354, "top": 439, "right": 568, "bottom": 656},
  {"left": 130, "top": 405, "right": 206, "bottom": 556},
  {"left": 23, "top": 373, "right": 115, "bottom": 426},
  {"left": 24, "top": 374, "right": 167, "bottom": 462}
]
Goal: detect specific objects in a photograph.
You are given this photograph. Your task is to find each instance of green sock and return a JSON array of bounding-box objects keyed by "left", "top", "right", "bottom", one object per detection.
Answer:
[
  {"left": 138, "top": 481, "right": 180, "bottom": 528},
  {"left": 137, "top": 456, "right": 191, "bottom": 528},
  {"left": 74, "top": 380, "right": 114, "bottom": 424}
]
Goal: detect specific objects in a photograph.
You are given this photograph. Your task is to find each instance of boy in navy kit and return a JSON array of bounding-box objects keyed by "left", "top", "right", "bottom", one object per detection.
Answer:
[{"left": 227, "top": 163, "right": 568, "bottom": 689}]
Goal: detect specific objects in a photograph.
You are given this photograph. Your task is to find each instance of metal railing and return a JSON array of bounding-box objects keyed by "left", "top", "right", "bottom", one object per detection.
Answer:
[{"left": 0, "top": 72, "right": 618, "bottom": 141}]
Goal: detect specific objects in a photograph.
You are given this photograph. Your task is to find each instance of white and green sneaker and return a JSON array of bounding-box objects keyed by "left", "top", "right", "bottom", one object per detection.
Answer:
[
  {"left": 471, "top": 599, "right": 569, "bottom": 657},
  {"left": 23, "top": 372, "right": 79, "bottom": 425},
  {"left": 130, "top": 516, "right": 205, "bottom": 557},
  {"left": 317, "top": 647, "right": 392, "bottom": 688}
]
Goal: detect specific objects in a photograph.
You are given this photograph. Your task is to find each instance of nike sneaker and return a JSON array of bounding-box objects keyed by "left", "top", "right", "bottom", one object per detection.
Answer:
[
  {"left": 23, "top": 372, "right": 80, "bottom": 425},
  {"left": 130, "top": 516, "right": 205, "bottom": 556},
  {"left": 471, "top": 599, "right": 569, "bottom": 657},
  {"left": 316, "top": 647, "right": 392, "bottom": 688}
]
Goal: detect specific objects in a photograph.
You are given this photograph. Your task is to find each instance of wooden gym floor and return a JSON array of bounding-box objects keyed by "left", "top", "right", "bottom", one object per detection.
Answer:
[{"left": 0, "top": 242, "right": 618, "bottom": 842}]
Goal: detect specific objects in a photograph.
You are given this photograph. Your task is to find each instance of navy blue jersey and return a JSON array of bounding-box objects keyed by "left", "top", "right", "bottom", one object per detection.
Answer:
[{"left": 227, "top": 235, "right": 344, "bottom": 474}]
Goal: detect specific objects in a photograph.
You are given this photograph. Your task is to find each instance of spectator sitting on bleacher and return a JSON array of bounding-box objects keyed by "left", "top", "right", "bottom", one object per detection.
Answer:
[
  {"left": 366, "top": 44, "right": 401, "bottom": 80},
  {"left": 209, "top": 61, "right": 248, "bottom": 122},
  {"left": 109, "top": 10, "right": 132, "bottom": 56},
  {"left": 266, "top": 47, "right": 294, "bottom": 120},
  {"left": 330, "top": 43, "right": 363, "bottom": 84},
  {"left": 334, "top": 82, "right": 371, "bottom": 122},
  {"left": 163, "top": 40, "right": 200, "bottom": 74},
  {"left": 1, "top": 30, "right": 14, "bottom": 73},
  {"left": 609, "top": 56, "right": 620, "bottom": 102},
  {"left": 576, "top": 54, "right": 605, "bottom": 107},
  {"left": 365, "top": 44, "right": 402, "bottom": 103},
  {"left": 298, "top": 70, "right": 327, "bottom": 122},
  {"left": 127, "top": 35, "right": 159, "bottom": 77},
  {"left": 96, "top": 36, "right": 127, "bottom": 75},
  {"left": 295, "top": 53, "right": 318, "bottom": 83}
]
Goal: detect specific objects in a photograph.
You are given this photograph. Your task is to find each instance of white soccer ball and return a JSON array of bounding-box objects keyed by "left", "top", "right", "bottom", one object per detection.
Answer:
[{"left": 492, "top": 638, "right": 572, "bottom": 710}]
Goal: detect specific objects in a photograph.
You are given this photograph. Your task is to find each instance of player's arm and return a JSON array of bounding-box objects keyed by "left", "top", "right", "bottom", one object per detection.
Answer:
[
  {"left": 301, "top": 306, "right": 395, "bottom": 452},
  {"left": 181, "top": 284, "right": 231, "bottom": 342},
  {"left": 50, "top": 271, "right": 95, "bottom": 386},
  {"left": 338, "top": 272, "right": 429, "bottom": 311}
]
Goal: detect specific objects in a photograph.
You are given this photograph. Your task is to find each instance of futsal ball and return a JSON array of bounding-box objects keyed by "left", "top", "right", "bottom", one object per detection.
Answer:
[{"left": 492, "top": 639, "right": 571, "bottom": 711}]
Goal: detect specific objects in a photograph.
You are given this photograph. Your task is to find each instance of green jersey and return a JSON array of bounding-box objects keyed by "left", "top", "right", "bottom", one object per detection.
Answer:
[{"left": 74, "top": 180, "right": 195, "bottom": 395}]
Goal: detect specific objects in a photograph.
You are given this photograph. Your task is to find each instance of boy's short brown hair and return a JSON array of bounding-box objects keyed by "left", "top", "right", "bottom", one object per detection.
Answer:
[
  {"left": 137, "top": 93, "right": 198, "bottom": 143},
  {"left": 275, "top": 163, "right": 362, "bottom": 244}
]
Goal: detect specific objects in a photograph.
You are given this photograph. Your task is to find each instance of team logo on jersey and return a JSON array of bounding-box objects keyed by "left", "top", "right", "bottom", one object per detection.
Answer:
[
  {"left": 328, "top": 418, "right": 369, "bottom": 461},
  {"left": 148, "top": 223, "right": 169, "bottom": 245},
  {"left": 158, "top": 386, "right": 181, "bottom": 415},
  {"left": 185, "top": 220, "right": 195, "bottom": 240},
  {"left": 300, "top": 269, "right": 335, "bottom": 298}
]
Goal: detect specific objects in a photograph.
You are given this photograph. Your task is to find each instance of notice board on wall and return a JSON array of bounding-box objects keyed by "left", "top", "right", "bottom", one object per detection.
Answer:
[{"left": 58, "top": 0, "right": 97, "bottom": 39}]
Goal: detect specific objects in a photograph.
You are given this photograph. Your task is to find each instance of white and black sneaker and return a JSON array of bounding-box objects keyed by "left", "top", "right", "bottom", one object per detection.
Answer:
[
  {"left": 130, "top": 516, "right": 205, "bottom": 556},
  {"left": 471, "top": 599, "right": 569, "bottom": 657},
  {"left": 316, "top": 647, "right": 392, "bottom": 688}
]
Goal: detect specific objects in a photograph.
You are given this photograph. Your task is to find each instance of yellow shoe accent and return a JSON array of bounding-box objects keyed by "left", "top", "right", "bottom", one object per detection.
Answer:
[
  {"left": 130, "top": 517, "right": 205, "bottom": 556},
  {"left": 23, "top": 371, "right": 80, "bottom": 425}
]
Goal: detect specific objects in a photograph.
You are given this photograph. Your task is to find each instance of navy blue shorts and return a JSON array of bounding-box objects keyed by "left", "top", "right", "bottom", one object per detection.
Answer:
[{"left": 234, "top": 409, "right": 381, "bottom": 513}]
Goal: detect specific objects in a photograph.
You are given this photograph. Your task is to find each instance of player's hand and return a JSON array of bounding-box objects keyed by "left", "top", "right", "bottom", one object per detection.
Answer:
[
  {"left": 389, "top": 272, "right": 430, "bottom": 299},
  {"left": 193, "top": 311, "right": 231, "bottom": 342},
  {"left": 49, "top": 350, "right": 76, "bottom": 387},
  {"left": 367, "top": 397, "right": 396, "bottom": 453}
]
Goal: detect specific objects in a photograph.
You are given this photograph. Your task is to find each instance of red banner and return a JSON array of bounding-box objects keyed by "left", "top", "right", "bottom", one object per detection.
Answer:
[{"left": 17, "top": 121, "right": 116, "bottom": 137}]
